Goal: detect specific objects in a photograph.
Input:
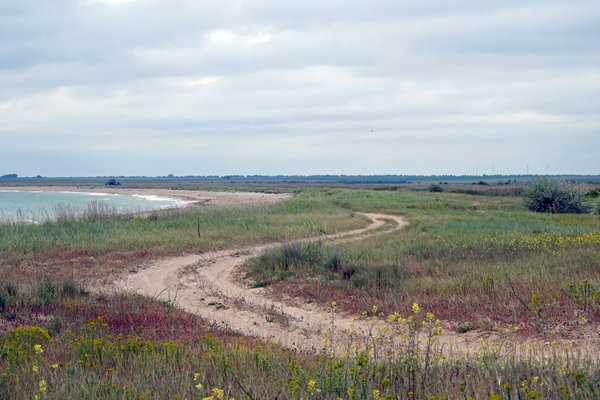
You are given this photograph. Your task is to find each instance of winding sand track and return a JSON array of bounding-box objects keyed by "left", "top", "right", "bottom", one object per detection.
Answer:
[
  {"left": 110, "top": 213, "right": 599, "bottom": 358},
  {"left": 113, "top": 213, "right": 405, "bottom": 351}
]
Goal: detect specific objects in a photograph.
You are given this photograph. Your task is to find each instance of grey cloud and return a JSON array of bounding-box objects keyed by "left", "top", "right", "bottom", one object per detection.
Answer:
[{"left": 0, "top": 0, "right": 599, "bottom": 176}]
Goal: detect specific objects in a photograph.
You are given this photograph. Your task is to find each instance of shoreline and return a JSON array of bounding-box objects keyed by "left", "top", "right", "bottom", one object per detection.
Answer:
[{"left": 0, "top": 186, "right": 291, "bottom": 208}]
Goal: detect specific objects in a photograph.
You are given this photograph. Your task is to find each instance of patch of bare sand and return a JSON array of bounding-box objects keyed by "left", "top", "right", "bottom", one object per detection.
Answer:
[{"left": 0, "top": 186, "right": 291, "bottom": 207}]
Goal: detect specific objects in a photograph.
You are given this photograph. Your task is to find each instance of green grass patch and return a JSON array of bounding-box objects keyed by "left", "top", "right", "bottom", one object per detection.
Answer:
[
  {"left": 0, "top": 192, "right": 368, "bottom": 267},
  {"left": 248, "top": 189, "right": 600, "bottom": 328}
]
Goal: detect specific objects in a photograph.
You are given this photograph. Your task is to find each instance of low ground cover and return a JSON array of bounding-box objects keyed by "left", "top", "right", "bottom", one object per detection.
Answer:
[{"left": 1, "top": 282, "right": 598, "bottom": 399}]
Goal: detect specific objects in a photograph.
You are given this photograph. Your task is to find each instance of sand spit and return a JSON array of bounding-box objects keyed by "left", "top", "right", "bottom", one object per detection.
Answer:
[{"left": 0, "top": 186, "right": 291, "bottom": 208}]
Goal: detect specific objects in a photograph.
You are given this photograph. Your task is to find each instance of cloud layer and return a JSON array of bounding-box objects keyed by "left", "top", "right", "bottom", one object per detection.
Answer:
[{"left": 1, "top": 0, "right": 599, "bottom": 176}]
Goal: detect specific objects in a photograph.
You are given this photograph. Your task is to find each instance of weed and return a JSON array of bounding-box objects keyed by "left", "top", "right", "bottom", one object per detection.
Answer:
[
  {"left": 456, "top": 321, "right": 473, "bottom": 333},
  {"left": 0, "top": 290, "right": 7, "bottom": 313},
  {"left": 3, "top": 283, "right": 18, "bottom": 298},
  {"left": 35, "top": 279, "right": 57, "bottom": 306},
  {"left": 46, "top": 316, "right": 63, "bottom": 336},
  {"left": 59, "top": 279, "right": 84, "bottom": 298}
]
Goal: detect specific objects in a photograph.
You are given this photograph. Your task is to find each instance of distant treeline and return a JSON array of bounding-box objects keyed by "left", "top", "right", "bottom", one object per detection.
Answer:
[{"left": 1, "top": 174, "right": 600, "bottom": 185}]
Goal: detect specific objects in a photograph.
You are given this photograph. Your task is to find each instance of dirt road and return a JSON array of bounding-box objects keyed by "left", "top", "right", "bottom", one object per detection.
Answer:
[
  {"left": 111, "top": 213, "right": 405, "bottom": 352},
  {"left": 109, "top": 212, "right": 598, "bottom": 359}
]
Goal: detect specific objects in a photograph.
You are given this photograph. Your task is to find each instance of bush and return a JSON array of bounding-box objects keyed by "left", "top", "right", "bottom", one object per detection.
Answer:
[
  {"left": 60, "top": 280, "right": 85, "bottom": 298},
  {"left": 586, "top": 188, "right": 600, "bottom": 198},
  {"left": 3, "top": 283, "right": 18, "bottom": 298},
  {"left": 524, "top": 178, "right": 588, "bottom": 214},
  {"left": 428, "top": 183, "right": 444, "bottom": 193}
]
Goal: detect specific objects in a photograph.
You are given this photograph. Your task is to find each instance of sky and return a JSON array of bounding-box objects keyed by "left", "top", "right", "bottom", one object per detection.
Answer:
[{"left": 1, "top": 0, "right": 599, "bottom": 177}]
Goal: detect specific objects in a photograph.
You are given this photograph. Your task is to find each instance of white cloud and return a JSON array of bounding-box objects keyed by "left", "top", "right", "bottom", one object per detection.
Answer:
[
  {"left": 442, "top": 111, "right": 566, "bottom": 126},
  {"left": 178, "top": 76, "right": 223, "bottom": 88},
  {"left": 207, "top": 30, "right": 236, "bottom": 45},
  {"left": 89, "top": 0, "right": 145, "bottom": 5},
  {"left": 206, "top": 30, "right": 272, "bottom": 46}
]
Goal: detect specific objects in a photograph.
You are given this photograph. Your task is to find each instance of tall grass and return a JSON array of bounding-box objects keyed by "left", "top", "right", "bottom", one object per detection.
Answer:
[{"left": 0, "top": 193, "right": 367, "bottom": 267}]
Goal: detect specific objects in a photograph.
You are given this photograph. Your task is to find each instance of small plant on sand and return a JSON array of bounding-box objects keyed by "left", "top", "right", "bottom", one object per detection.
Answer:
[{"left": 524, "top": 178, "right": 588, "bottom": 214}]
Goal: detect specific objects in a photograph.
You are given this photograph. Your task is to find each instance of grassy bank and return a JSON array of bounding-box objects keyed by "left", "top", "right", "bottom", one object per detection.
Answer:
[{"left": 0, "top": 192, "right": 367, "bottom": 281}]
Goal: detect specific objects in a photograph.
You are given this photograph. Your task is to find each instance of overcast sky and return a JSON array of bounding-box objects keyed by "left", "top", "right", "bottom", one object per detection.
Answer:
[{"left": 1, "top": 0, "right": 599, "bottom": 176}]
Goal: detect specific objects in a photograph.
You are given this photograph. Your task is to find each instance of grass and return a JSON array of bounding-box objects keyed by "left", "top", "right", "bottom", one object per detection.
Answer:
[
  {"left": 1, "top": 282, "right": 598, "bottom": 399},
  {"left": 0, "top": 192, "right": 368, "bottom": 281},
  {"left": 1, "top": 185, "right": 599, "bottom": 398},
  {"left": 247, "top": 188, "right": 600, "bottom": 332}
]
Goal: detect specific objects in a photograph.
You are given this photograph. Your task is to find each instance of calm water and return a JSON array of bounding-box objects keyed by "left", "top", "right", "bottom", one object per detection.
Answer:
[{"left": 0, "top": 191, "right": 184, "bottom": 222}]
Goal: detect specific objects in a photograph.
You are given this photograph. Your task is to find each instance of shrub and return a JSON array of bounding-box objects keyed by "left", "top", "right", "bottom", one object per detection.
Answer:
[
  {"left": 46, "top": 316, "right": 63, "bottom": 336},
  {"left": 60, "top": 280, "right": 85, "bottom": 298},
  {"left": 428, "top": 183, "right": 444, "bottom": 192},
  {"left": 524, "top": 178, "right": 588, "bottom": 214},
  {"left": 3, "top": 283, "right": 18, "bottom": 298},
  {"left": 586, "top": 188, "right": 600, "bottom": 198}
]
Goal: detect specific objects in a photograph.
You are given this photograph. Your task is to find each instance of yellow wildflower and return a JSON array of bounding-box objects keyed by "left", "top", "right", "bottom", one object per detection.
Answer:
[
  {"left": 307, "top": 379, "right": 321, "bottom": 394},
  {"left": 32, "top": 365, "right": 39, "bottom": 373},
  {"left": 195, "top": 383, "right": 203, "bottom": 390},
  {"left": 39, "top": 379, "right": 47, "bottom": 393},
  {"left": 330, "top": 300, "right": 337, "bottom": 308},
  {"left": 34, "top": 344, "right": 44, "bottom": 354},
  {"left": 51, "top": 364, "right": 59, "bottom": 369},
  {"left": 412, "top": 303, "right": 420, "bottom": 314},
  {"left": 212, "top": 387, "right": 225, "bottom": 399}
]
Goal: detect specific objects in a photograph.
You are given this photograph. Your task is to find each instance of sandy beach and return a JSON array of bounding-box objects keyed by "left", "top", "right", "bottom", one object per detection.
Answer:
[{"left": 0, "top": 186, "right": 291, "bottom": 207}]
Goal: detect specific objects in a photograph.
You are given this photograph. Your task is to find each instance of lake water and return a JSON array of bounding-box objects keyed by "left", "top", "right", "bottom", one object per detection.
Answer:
[{"left": 0, "top": 190, "right": 185, "bottom": 222}]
